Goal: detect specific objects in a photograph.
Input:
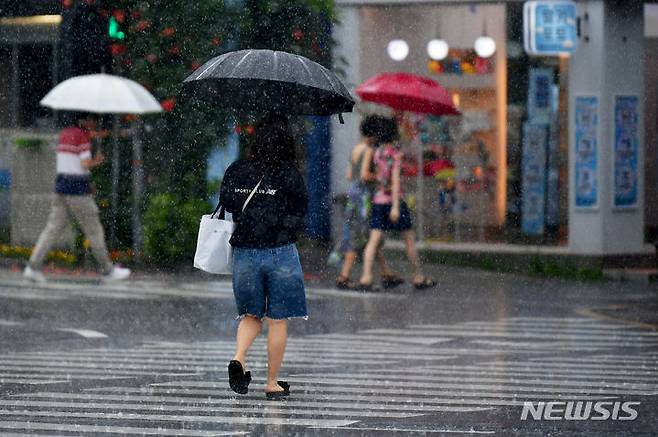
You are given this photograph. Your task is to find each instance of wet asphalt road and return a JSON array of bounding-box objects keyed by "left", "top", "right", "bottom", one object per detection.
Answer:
[{"left": 0, "top": 261, "right": 657, "bottom": 436}]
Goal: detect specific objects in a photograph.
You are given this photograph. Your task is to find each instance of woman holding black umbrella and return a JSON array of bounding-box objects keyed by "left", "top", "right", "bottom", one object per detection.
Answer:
[
  {"left": 219, "top": 115, "right": 308, "bottom": 400},
  {"left": 183, "top": 49, "right": 353, "bottom": 398}
]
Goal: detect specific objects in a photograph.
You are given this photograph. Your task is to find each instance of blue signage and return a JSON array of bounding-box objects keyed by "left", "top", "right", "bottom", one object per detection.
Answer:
[
  {"left": 614, "top": 96, "right": 639, "bottom": 209},
  {"left": 546, "top": 120, "right": 560, "bottom": 226},
  {"left": 0, "top": 170, "right": 10, "bottom": 192},
  {"left": 574, "top": 96, "right": 598, "bottom": 208},
  {"left": 524, "top": 1, "right": 578, "bottom": 56},
  {"left": 528, "top": 68, "right": 554, "bottom": 125},
  {"left": 522, "top": 123, "right": 548, "bottom": 235}
]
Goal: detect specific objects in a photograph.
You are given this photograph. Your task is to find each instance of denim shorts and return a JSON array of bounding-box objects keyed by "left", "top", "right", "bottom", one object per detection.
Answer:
[
  {"left": 370, "top": 202, "right": 413, "bottom": 231},
  {"left": 232, "top": 243, "right": 307, "bottom": 320}
]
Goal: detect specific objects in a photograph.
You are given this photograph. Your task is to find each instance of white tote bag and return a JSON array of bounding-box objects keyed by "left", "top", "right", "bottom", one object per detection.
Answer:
[{"left": 193, "top": 178, "right": 262, "bottom": 274}]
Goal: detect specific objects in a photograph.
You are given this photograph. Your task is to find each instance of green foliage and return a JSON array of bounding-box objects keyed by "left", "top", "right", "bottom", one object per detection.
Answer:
[
  {"left": 143, "top": 193, "right": 210, "bottom": 266},
  {"left": 14, "top": 137, "right": 45, "bottom": 150},
  {"left": 0, "top": 228, "right": 9, "bottom": 244},
  {"left": 99, "top": 0, "right": 335, "bottom": 259},
  {"left": 103, "top": 0, "right": 335, "bottom": 198},
  {"left": 478, "top": 256, "right": 496, "bottom": 271},
  {"left": 90, "top": 136, "right": 134, "bottom": 248},
  {"left": 529, "top": 255, "right": 604, "bottom": 281},
  {"left": 207, "top": 177, "right": 222, "bottom": 198},
  {"left": 240, "top": 0, "right": 334, "bottom": 66}
]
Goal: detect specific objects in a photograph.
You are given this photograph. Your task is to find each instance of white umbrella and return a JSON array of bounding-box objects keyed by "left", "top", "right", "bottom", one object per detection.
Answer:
[
  {"left": 41, "top": 73, "right": 163, "bottom": 255},
  {"left": 40, "top": 73, "right": 162, "bottom": 114}
]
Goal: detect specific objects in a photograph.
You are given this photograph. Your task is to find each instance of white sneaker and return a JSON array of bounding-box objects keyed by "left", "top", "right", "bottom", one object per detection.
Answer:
[
  {"left": 23, "top": 266, "right": 46, "bottom": 283},
  {"left": 103, "top": 265, "right": 131, "bottom": 282}
]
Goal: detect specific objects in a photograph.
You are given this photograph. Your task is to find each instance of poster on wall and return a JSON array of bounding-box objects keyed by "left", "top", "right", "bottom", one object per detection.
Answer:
[
  {"left": 614, "top": 95, "right": 639, "bottom": 209},
  {"left": 574, "top": 96, "right": 598, "bottom": 208},
  {"left": 522, "top": 123, "right": 548, "bottom": 235},
  {"left": 545, "top": 119, "right": 560, "bottom": 227}
]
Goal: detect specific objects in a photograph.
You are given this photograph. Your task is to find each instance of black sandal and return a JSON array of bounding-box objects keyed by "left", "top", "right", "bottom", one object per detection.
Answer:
[
  {"left": 413, "top": 277, "right": 437, "bottom": 290},
  {"left": 266, "top": 381, "right": 290, "bottom": 400},
  {"left": 381, "top": 274, "right": 405, "bottom": 289},
  {"left": 355, "top": 282, "right": 380, "bottom": 292},
  {"left": 228, "top": 360, "right": 251, "bottom": 394},
  {"left": 335, "top": 276, "right": 356, "bottom": 290}
]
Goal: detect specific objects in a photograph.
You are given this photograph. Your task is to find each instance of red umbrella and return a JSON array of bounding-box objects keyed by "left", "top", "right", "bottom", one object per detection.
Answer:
[{"left": 355, "top": 72, "right": 460, "bottom": 116}]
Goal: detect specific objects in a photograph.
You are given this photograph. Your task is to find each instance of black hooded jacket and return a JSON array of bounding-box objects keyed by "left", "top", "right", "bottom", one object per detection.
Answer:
[{"left": 219, "top": 158, "right": 308, "bottom": 248}]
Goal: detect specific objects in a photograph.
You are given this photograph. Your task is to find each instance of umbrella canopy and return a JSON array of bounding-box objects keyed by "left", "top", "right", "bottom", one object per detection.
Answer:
[
  {"left": 40, "top": 73, "right": 162, "bottom": 114},
  {"left": 182, "top": 49, "right": 355, "bottom": 116},
  {"left": 356, "top": 72, "right": 460, "bottom": 116}
]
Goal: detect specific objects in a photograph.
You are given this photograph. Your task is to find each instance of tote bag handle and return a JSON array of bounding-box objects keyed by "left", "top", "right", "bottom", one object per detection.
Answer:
[{"left": 211, "top": 177, "right": 263, "bottom": 219}]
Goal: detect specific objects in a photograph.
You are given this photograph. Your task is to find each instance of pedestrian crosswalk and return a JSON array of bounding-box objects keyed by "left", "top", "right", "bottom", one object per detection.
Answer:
[
  {"left": 0, "top": 277, "right": 234, "bottom": 300},
  {"left": 0, "top": 277, "right": 401, "bottom": 301},
  {"left": 0, "top": 316, "right": 657, "bottom": 434}
]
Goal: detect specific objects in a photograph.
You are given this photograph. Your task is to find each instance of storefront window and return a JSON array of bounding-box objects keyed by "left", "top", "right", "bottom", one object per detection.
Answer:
[{"left": 352, "top": 3, "right": 570, "bottom": 246}]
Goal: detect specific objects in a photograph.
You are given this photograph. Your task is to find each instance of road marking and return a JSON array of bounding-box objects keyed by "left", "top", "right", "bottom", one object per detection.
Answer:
[
  {"left": 0, "top": 421, "right": 247, "bottom": 436},
  {"left": 304, "top": 333, "right": 452, "bottom": 345},
  {"left": 0, "top": 399, "right": 423, "bottom": 419},
  {"left": 576, "top": 306, "right": 658, "bottom": 331},
  {"left": 0, "top": 409, "right": 359, "bottom": 428},
  {"left": 468, "top": 340, "right": 605, "bottom": 351},
  {"left": 386, "top": 324, "right": 658, "bottom": 335},
  {"left": 15, "top": 391, "right": 505, "bottom": 411},
  {"left": 380, "top": 328, "right": 658, "bottom": 343},
  {"left": 287, "top": 372, "right": 658, "bottom": 390},
  {"left": 20, "top": 390, "right": 598, "bottom": 409},
  {"left": 528, "top": 355, "right": 658, "bottom": 364},
  {"left": 0, "top": 320, "right": 24, "bottom": 326},
  {"left": 54, "top": 328, "right": 108, "bottom": 339},
  {"left": 310, "top": 426, "right": 495, "bottom": 434},
  {"left": 277, "top": 376, "right": 658, "bottom": 395},
  {"left": 1, "top": 315, "right": 656, "bottom": 434},
  {"left": 376, "top": 365, "right": 658, "bottom": 380},
  {"left": 426, "top": 361, "right": 658, "bottom": 372},
  {"left": 0, "top": 278, "right": 401, "bottom": 301},
  {"left": 85, "top": 385, "right": 617, "bottom": 402},
  {"left": 0, "top": 378, "right": 68, "bottom": 384}
]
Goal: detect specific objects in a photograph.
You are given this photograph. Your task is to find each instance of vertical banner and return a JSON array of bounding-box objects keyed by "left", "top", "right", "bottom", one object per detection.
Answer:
[
  {"left": 522, "top": 123, "right": 548, "bottom": 235},
  {"left": 574, "top": 96, "right": 599, "bottom": 208},
  {"left": 545, "top": 85, "right": 560, "bottom": 227},
  {"left": 305, "top": 116, "right": 332, "bottom": 239},
  {"left": 528, "top": 68, "right": 553, "bottom": 125},
  {"left": 613, "top": 96, "right": 639, "bottom": 208}
]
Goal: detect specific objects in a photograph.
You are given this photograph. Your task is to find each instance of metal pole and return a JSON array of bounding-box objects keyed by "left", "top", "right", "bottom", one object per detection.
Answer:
[
  {"left": 131, "top": 119, "right": 144, "bottom": 258},
  {"left": 10, "top": 44, "right": 19, "bottom": 128},
  {"left": 110, "top": 115, "right": 120, "bottom": 249},
  {"left": 416, "top": 140, "right": 425, "bottom": 242}
]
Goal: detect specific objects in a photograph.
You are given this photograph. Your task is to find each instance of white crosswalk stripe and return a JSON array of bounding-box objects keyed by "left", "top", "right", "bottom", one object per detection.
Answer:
[
  {"left": 0, "top": 316, "right": 657, "bottom": 434},
  {"left": 0, "top": 277, "right": 402, "bottom": 302}
]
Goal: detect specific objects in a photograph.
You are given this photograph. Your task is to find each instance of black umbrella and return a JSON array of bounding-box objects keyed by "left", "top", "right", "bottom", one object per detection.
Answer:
[{"left": 182, "top": 49, "right": 354, "bottom": 120}]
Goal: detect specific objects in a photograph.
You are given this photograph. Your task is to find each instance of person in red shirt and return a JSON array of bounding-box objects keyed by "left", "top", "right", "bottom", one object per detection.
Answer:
[{"left": 23, "top": 113, "right": 130, "bottom": 283}]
